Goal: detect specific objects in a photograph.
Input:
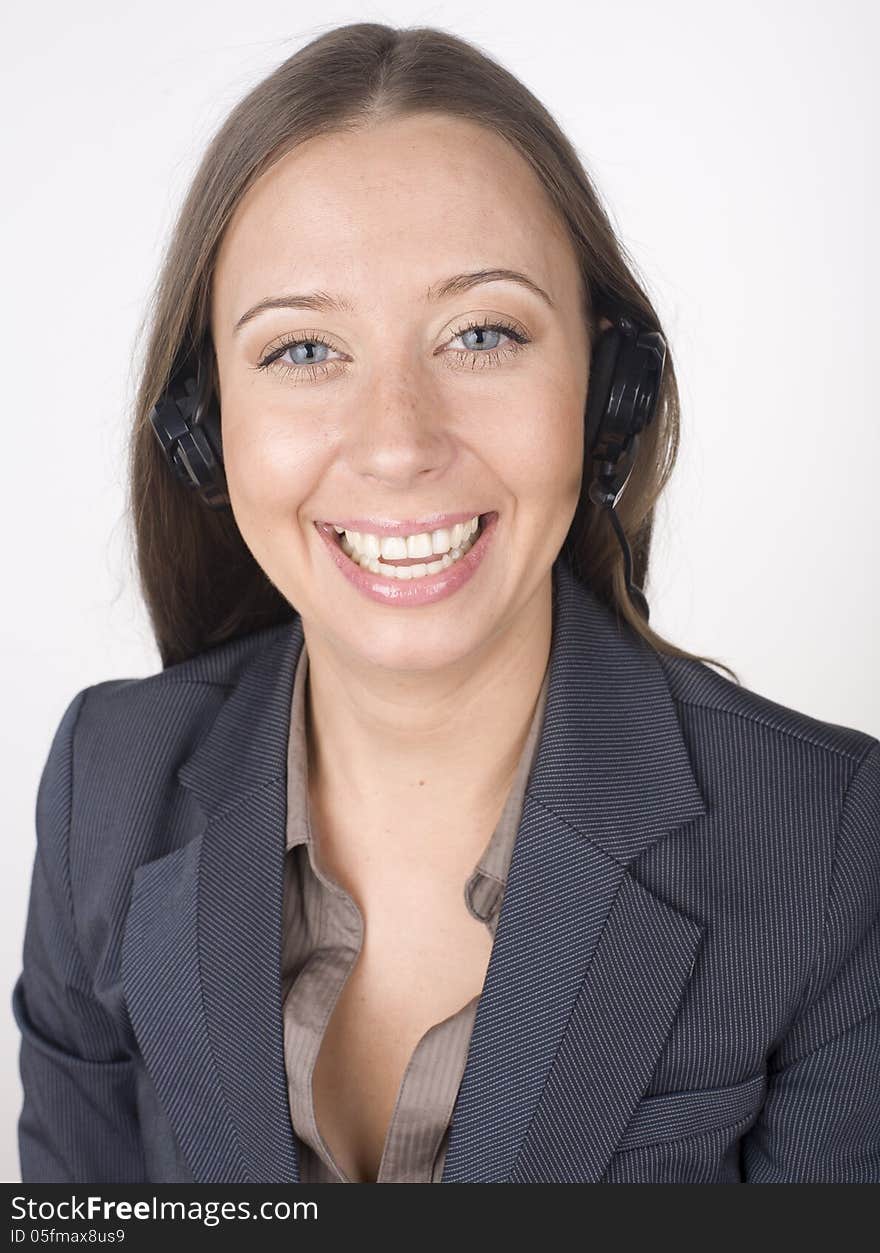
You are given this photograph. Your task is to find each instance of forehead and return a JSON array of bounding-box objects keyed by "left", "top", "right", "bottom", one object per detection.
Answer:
[{"left": 212, "top": 113, "right": 578, "bottom": 321}]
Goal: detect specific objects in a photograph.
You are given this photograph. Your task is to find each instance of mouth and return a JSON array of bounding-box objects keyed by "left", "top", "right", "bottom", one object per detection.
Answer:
[
  {"left": 318, "top": 512, "right": 494, "bottom": 559},
  {"left": 313, "top": 511, "right": 499, "bottom": 604}
]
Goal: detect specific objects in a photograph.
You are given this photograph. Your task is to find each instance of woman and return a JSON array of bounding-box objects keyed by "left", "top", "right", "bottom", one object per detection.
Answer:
[{"left": 12, "top": 23, "right": 879, "bottom": 1184}]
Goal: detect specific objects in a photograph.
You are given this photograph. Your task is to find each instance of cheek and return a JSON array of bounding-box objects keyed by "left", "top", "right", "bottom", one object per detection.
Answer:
[
  {"left": 539, "top": 370, "right": 586, "bottom": 496},
  {"left": 221, "top": 404, "right": 315, "bottom": 511},
  {"left": 494, "top": 383, "right": 584, "bottom": 503}
]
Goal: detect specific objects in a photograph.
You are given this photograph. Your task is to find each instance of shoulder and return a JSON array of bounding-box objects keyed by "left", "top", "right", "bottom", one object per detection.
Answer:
[
  {"left": 657, "top": 650, "right": 877, "bottom": 766},
  {"left": 647, "top": 653, "right": 879, "bottom": 1020},
  {"left": 35, "top": 622, "right": 296, "bottom": 978},
  {"left": 70, "top": 619, "right": 294, "bottom": 769},
  {"left": 47, "top": 622, "right": 293, "bottom": 866},
  {"left": 54, "top": 619, "right": 296, "bottom": 854},
  {"left": 655, "top": 649, "right": 879, "bottom": 852},
  {"left": 654, "top": 649, "right": 879, "bottom": 913}
]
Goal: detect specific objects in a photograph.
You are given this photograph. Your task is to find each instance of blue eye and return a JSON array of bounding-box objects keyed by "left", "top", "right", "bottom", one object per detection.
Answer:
[
  {"left": 255, "top": 316, "right": 530, "bottom": 381},
  {"left": 449, "top": 318, "right": 529, "bottom": 354}
]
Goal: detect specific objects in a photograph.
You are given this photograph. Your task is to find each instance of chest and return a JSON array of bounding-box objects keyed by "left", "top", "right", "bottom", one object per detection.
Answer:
[
  {"left": 307, "top": 808, "right": 499, "bottom": 1182},
  {"left": 312, "top": 914, "right": 492, "bottom": 1182}
]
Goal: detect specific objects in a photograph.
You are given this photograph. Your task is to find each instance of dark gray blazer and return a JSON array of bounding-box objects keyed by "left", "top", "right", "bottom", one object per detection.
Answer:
[{"left": 11, "top": 555, "right": 880, "bottom": 1183}]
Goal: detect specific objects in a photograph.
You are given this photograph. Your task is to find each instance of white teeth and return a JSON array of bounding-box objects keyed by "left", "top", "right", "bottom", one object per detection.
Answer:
[
  {"left": 431, "top": 528, "right": 452, "bottom": 555},
  {"left": 337, "top": 516, "right": 483, "bottom": 579},
  {"left": 339, "top": 516, "right": 480, "bottom": 563}
]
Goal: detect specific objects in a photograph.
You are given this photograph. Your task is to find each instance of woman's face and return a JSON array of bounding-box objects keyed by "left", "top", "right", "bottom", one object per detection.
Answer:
[{"left": 211, "top": 112, "right": 594, "bottom": 672}]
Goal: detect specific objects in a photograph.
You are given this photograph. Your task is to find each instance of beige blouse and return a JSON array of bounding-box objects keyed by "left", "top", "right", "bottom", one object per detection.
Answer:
[{"left": 281, "top": 639, "right": 550, "bottom": 1183}]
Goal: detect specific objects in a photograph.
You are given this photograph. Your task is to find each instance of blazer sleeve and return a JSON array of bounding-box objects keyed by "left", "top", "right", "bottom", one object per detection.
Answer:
[
  {"left": 741, "top": 739, "right": 880, "bottom": 1182},
  {"left": 11, "top": 687, "right": 147, "bottom": 1183}
]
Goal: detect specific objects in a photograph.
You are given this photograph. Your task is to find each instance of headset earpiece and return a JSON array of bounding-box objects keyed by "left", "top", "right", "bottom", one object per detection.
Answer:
[
  {"left": 584, "top": 311, "right": 667, "bottom": 622},
  {"left": 148, "top": 355, "right": 230, "bottom": 510},
  {"left": 586, "top": 314, "right": 666, "bottom": 507}
]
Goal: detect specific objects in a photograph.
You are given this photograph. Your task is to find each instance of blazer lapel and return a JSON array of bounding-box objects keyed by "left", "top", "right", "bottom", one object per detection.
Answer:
[
  {"left": 122, "top": 554, "right": 708, "bottom": 1185},
  {"left": 122, "top": 621, "right": 305, "bottom": 1184},
  {"left": 439, "top": 559, "right": 708, "bottom": 1182}
]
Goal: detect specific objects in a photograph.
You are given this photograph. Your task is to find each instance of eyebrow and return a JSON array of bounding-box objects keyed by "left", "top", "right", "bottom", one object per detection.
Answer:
[{"left": 232, "top": 267, "right": 554, "bottom": 334}]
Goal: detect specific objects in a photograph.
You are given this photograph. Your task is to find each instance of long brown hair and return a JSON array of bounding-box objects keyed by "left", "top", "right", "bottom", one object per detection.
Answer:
[{"left": 126, "top": 21, "right": 739, "bottom": 683}]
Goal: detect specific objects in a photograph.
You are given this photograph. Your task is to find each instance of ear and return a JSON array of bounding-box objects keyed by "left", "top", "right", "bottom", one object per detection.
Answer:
[{"left": 597, "top": 315, "right": 615, "bottom": 334}]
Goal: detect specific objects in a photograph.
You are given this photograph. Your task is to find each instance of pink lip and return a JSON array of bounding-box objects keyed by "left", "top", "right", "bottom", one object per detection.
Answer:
[
  {"left": 317, "top": 510, "right": 486, "bottom": 538},
  {"left": 314, "top": 511, "right": 499, "bottom": 607}
]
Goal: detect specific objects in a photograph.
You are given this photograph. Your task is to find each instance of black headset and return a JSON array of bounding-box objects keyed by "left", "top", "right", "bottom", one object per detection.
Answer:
[{"left": 149, "top": 307, "right": 666, "bottom": 622}]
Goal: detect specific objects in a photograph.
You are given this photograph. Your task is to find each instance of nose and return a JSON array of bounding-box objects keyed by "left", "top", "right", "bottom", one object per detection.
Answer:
[{"left": 341, "top": 366, "right": 457, "bottom": 488}]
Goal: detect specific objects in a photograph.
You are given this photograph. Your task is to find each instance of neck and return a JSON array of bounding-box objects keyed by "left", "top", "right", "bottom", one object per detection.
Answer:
[{"left": 302, "top": 573, "right": 553, "bottom": 843}]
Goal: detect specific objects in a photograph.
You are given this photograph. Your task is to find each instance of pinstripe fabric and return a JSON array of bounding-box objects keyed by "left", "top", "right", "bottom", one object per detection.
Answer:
[
  {"left": 282, "top": 638, "right": 550, "bottom": 1182},
  {"left": 11, "top": 553, "right": 880, "bottom": 1183}
]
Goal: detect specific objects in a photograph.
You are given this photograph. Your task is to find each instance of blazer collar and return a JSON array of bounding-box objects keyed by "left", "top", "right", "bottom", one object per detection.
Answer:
[{"left": 122, "top": 554, "right": 709, "bottom": 1183}]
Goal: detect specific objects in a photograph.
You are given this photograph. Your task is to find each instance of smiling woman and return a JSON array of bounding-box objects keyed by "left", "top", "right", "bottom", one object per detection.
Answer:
[
  {"left": 129, "top": 25, "right": 728, "bottom": 678},
  {"left": 207, "top": 108, "right": 599, "bottom": 644},
  {"left": 12, "top": 21, "right": 880, "bottom": 1188}
]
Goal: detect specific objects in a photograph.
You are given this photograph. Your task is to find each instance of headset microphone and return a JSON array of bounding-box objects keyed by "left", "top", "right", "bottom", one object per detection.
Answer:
[{"left": 149, "top": 309, "right": 666, "bottom": 621}]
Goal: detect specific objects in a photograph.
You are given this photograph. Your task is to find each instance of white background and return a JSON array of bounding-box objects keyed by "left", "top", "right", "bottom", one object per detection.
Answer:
[{"left": 1, "top": 0, "right": 876, "bottom": 1183}]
